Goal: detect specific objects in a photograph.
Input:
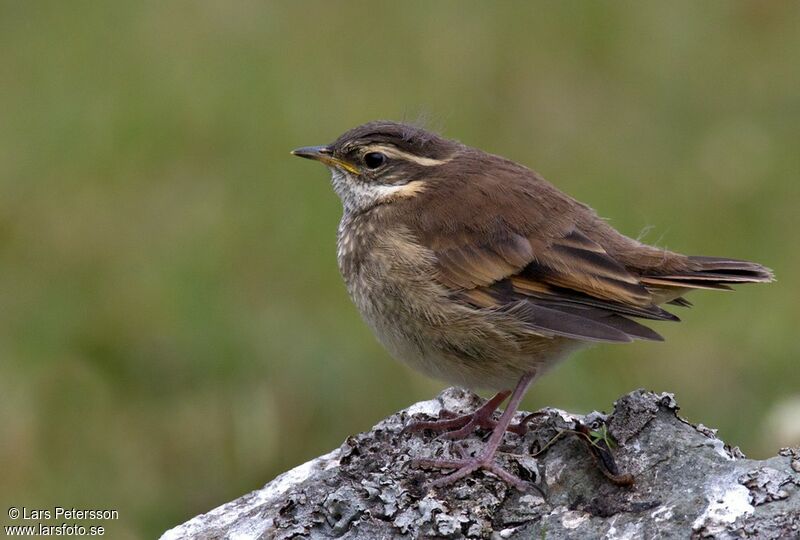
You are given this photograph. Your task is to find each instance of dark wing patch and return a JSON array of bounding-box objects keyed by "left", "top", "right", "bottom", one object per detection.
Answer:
[
  {"left": 501, "top": 301, "right": 634, "bottom": 343},
  {"left": 436, "top": 229, "right": 676, "bottom": 343},
  {"left": 522, "top": 230, "right": 654, "bottom": 307},
  {"left": 507, "top": 278, "right": 679, "bottom": 321},
  {"left": 434, "top": 229, "right": 654, "bottom": 306},
  {"left": 535, "top": 304, "right": 664, "bottom": 341}
]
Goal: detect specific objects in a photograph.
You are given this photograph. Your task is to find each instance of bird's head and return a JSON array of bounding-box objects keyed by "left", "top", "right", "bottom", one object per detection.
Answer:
[{"left": 292, "top": 121, "right": 461, "bottom": 213}]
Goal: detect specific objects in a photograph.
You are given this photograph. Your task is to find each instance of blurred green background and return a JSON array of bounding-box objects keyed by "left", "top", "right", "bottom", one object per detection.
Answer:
[{"left": 1, "top": 1, "right": 798, "bottom": 537}]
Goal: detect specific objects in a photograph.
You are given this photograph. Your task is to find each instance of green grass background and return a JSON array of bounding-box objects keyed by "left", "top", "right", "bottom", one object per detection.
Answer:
[{"left": 1, "top": 2, "right": 798, "bottom": 537}]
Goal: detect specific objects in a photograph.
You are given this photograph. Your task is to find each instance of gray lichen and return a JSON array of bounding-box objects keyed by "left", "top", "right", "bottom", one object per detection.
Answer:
[{"left": 161, "top": 389, "right": 800, "bottom": 540}]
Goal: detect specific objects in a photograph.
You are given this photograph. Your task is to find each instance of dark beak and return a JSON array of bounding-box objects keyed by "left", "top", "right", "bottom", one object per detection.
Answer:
[
  {"left": 291, "top": 145, "right": 332, "bottom": 160},
  {"left": 291, "top": 145, "right": 360, "bottom": 174}
]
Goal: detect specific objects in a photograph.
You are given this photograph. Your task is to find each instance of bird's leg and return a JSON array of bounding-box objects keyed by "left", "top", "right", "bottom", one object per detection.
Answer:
[
  {"left": 413, "top": 372, "right": 535, "bottom": 491},
  {"left": 403, "top": 390, "right": 511, "bottom": 438}
]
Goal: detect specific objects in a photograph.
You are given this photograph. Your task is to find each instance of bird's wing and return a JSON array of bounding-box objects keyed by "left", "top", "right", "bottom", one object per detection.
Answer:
[
  {"left": 429, "top": 225, "right": 677, "bottom": 342},
  {"left": 435, "top": 228, "right": 650, "bottom": 305},
  {"left": 399, "top": 168, "right": 677, "bottom": 343}
]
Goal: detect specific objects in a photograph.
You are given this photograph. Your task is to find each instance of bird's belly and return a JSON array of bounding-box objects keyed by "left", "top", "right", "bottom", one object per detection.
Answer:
[{"left": 339, "top": 230, "right": 581, "bottom": 390}]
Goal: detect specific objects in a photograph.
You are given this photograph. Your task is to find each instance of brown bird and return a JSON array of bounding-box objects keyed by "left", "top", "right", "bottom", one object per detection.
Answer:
[{"left": 292, "top": 121, "right": 773, "bottom": 490}]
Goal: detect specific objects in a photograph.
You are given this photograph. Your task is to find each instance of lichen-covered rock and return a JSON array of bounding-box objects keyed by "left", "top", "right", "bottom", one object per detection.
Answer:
[{"left": 160, "top": 389, "right": 800, "bottom": 540}]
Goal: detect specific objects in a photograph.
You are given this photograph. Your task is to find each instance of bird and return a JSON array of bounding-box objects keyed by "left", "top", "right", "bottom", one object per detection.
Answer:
[{"left": 291, "top": 121, "right": 774, "bottom": 490}]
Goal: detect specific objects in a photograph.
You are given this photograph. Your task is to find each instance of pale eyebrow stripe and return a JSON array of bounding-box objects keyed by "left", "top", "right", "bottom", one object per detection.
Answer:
[{"left": 363, "top": 144, "right": 453, "bottom": 166}]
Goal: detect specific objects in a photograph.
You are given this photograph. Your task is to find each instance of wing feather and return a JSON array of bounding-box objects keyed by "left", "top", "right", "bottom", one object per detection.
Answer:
[
  {"left": 392, "top": 160, "right": 679, "bottom": 343},
  {"left": 427, "top": 227, "right": 675, "bottom": 342}
]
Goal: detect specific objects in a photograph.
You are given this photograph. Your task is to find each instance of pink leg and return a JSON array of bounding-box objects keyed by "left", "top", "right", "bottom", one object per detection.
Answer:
[
  {"left": 404, "top": 390, "right": 511, "bottom": 438},
  {"left": 414, "top": 372, "right": 536, "bottom": 490}
]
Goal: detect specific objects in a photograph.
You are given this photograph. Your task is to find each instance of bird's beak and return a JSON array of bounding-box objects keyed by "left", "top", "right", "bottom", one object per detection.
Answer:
[{"left": 291, "top": 145, "right": 360, "bottom": 175}]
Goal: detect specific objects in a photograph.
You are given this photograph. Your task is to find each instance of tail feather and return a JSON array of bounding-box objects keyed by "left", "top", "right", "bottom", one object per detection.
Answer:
[
  {"left": 642, "top": 276, "right": 734, "bottom": 290},
  {"left": 667, "top": 297, "right": 693, "bottom": 308},
  {"left": 640, "top": 256, "right": 774, "bottom": 293},
  {"left": 684, "top": 256, "right": 775, "bottom": 283}
]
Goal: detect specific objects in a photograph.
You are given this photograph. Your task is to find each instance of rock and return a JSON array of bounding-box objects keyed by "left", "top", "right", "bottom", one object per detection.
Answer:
[{"left": 160, "top": 389, "right": 800, "bottom": 540}]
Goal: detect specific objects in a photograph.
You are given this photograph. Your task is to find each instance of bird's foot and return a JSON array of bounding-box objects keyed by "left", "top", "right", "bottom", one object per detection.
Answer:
[
  {"left": 413, "top": 449, "right": 529, "bottom": 491},
  {"left": 404, "top": 407, "right": 531, "bottom": 439},
  {"left": 403, "top": 390, "right": 515, "bottom": 440},
  {"left": 404, "top": 410, "right": 496, "bottom": 440},
  {"left": 409, "top": 373, "right": 538, "bottom": 491}
]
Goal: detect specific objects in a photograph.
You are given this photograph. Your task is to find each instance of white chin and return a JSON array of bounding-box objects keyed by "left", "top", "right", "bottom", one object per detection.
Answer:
[{"left": 330, "top": 169, "right": 415, "bottom": 213}]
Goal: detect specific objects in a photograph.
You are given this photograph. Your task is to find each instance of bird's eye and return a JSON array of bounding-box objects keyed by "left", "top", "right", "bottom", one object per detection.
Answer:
[{"left": 363, "top": 152, "right": 386, "bottom": 169}]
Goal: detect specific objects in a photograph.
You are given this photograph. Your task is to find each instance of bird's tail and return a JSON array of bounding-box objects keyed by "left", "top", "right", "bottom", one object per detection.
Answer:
[
  {"left": 640, "top": 256, "right": 774, "bottom": 302},
  {"left": 685, "top": 256, "right": 774, "bottom": 282}
]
